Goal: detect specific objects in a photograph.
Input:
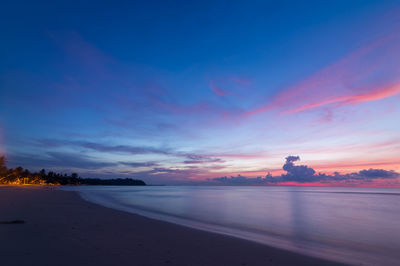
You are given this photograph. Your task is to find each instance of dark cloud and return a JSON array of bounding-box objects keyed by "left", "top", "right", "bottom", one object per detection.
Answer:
[
  {"left": 356, "top": 168, "right": 399, "bottom": 178},
  {"left": 333, "top": 168, "right": 400, "bottom": 181},
  {"left": 8, "top": 152, "right": 117, "bottom": 170},
  {"left": 35, "top": 139, "right": 228, "bottom": 166},
  {"left": 119, "top": 161, "right": 158, "bottom": 168},
  {"left": 282, "top": 155, "right": 316, "bottom": 181},
  {"left": 36, "top": 139, "right": 204, "bottom": 158},
  {"left": 35, "top": 139, "right": 174, "bottom": 155},
  {"left": 184, "top": 157, "right": 225, "bottom": 164},
  {"left": 211, "top": 155, "right": 399, "bottom": 185},
  {"left": 79, "top": 142, "right": 172, "bottom": 155},
  {"left": 211, "top": 175, "right": 267, "bottom": 185},
  {"left": 182, "top": 153, "right": 226, "bottom": 164}
]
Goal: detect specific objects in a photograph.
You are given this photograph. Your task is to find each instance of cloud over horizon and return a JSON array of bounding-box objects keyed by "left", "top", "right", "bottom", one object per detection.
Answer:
[{"left": 211, "top": 156, "right": 400, "bottom": 185}]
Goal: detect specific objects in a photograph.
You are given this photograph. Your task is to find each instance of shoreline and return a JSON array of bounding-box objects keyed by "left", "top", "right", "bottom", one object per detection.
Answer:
[{"left": 0, "top": 186, "right": 345, "bottom": 266}]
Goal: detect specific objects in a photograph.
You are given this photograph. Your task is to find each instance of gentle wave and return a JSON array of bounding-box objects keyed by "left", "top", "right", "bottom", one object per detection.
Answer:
[{"left": 64, "top": 186, "right": 400, "bottom": 266}]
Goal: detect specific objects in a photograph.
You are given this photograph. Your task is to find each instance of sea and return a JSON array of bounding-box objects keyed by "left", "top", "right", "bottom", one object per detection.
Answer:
[{"left": 63, "top": 186, "right": 400, "bottom": 265}]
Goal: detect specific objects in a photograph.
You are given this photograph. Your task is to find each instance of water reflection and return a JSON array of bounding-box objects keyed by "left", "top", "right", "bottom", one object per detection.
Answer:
[
  {"left": 288, "top": 187, "right": 308, "bottom": 249},
  {"left": 67, "top": 186, "right": 400, "bottom": 266}
]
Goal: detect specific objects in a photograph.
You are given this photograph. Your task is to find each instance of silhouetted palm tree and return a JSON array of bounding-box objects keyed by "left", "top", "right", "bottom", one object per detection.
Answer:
[
  {"left": 0, "top": 156, "right": 145, "bottom": 186},
  {"left": 0, "top": 156, "right": 6, "bottom": 175}
]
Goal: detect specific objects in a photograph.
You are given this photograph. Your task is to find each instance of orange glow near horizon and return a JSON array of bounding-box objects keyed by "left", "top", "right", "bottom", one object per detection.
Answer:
[{"left": 3, "top": 6, "right": 400, "bottom": 187}]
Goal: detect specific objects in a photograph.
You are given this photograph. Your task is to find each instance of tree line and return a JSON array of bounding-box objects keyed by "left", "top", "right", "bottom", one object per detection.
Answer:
[{"left": 0, "top": 156, "right": 146, "bottom": 186}]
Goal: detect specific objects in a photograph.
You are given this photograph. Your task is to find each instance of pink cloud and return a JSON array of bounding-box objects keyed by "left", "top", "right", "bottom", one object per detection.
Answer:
[
  {"left": 244, "top": 32, "right": 400, "bottom": 117},
  {"left": 313, "top": 159, "right": 400, "bottom": 173},
  {"left": 208, "top": 78, "right": 249, "bottom": 98},
  {"left": 209, "top": 81, "right": 229, "bottom": 96},
  {"left": 283, "top": 82, "right": 400, "bottom": 114}
]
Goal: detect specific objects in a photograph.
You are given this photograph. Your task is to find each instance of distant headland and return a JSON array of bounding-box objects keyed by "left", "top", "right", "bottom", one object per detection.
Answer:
[{"left": 0, "top": 156, "right": 146, "bottom": 186}]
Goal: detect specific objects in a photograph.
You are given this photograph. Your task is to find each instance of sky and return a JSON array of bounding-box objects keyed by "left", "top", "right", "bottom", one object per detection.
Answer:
[{"left": 1, "top": 0, "right": 400, "bottom": 185}]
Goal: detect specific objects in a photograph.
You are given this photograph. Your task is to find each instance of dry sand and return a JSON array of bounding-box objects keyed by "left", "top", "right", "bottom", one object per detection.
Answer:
[{"left": 0, "top": 186, "right": 345, "bottom": 266}]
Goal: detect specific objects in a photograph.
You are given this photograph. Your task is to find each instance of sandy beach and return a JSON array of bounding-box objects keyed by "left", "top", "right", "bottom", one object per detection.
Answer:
[{"left": 0, "top": 186, "right": 345, "bottom": 266}]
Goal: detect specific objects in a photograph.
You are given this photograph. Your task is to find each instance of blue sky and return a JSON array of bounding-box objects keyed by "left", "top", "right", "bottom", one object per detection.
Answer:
[{"left": 1, "top": 0, "right": 400, "bottom": 185}]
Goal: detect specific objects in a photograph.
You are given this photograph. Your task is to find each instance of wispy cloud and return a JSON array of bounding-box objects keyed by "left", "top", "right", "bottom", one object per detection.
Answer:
[
  {"left": 209, "top": 81, "right": 229, "bottom": 96},
  {"left": 8, "top": 152, "right": 117, "bottom": 170},
  {"left": 244, "top": 33, "right": 400, "bottom": 117},
  {"left": 79, "top": 142, "right": 172, "bottom": 155},
  {"left": 35, "top": 138, "right": 269, "bottom": 163},
  {"left": 119, "top": 161, "right": 159, "bottom": 168},
  {"left": 36, "top": 139, "right": 173, "bottom": 155},
  {"left": 232, "top": 77, "right": 251, "bottom": 86},
  {"left": 184, "top": 157, "right": 225, "bottom": 164},
  {"left": 283, "top": 82, "right": 400, "bottom": 114}
]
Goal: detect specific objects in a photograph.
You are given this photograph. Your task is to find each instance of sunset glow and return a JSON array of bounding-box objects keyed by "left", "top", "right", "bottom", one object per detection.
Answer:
[{"left": 1, "top": 1, "right": 399, "bottom": 186}]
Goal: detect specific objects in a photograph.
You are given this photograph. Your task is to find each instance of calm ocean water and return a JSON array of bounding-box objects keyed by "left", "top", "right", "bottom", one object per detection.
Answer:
[{"left": 64, "top": 186, "right": 400, "bottom": 265}]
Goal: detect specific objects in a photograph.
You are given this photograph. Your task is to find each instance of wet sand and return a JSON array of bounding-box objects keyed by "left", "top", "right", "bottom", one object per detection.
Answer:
[{"left": 0, "top": 186, "right": 345, "bottom": 266}]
